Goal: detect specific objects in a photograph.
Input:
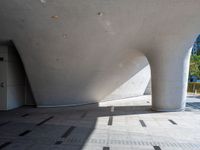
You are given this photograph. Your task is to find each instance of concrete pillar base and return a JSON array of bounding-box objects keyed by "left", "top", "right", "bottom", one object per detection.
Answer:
[{"left": 151, "top": 107, "right": 185, "bottom": 112}]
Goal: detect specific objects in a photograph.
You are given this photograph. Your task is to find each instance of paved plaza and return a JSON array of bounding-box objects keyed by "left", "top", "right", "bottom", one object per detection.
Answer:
[{"left": 0, "top": 95, "right": 200, "bottom": 150}]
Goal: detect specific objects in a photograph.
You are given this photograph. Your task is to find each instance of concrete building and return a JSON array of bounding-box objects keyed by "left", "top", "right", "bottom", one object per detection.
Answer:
[
  {"left": 0, "top": 0, "right": 200, "bottom": 112},
  {"left": 1, "top": 1, "right": 200, "bottom": 150}
]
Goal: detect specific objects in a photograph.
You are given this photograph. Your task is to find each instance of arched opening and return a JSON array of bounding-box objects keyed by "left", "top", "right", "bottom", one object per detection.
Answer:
[
  {"left": 187, "top": 35, "right": 200, "bottom": 108},
  {"left": 98, "top": 54, "right": 152, "bottom": 108}
]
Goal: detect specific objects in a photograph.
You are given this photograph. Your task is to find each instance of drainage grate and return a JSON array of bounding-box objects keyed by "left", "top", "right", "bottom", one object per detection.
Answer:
[
  {"left": 108, "top": 116, "right": 113, "bottom": 126},
  {"left": 0, "top": 142, "right": 11, "bottom": 149},
  {"left": 62, "top": 126, "right": 76, "bottom": 138},
  {"left": 139, "top": 120, "right": 146, "bottom": 127},
  {"left": 55, "top": 141, "right": 63, "bottom": 145},
  {"left": 36, "top": 116, "right": 54, "bottom": 126},
  {"left": 19, "top": 130, "right": 32, "bottom": 136},
  {"left": 103, "top": 146, "right": 110, "bottom": 150},
  {"left": 80, "top": 112, "right": 87, "bottom": 118},
  {"left": 21, "top": 113, "right": 29, "bottom": 117},
  {"left": 168, "top": 119, "right": 177, "bottom": 125},
  {"left": 153, "top": 146, "right": 161, "bottom": 150},
  {"left": 0, "top": 121, "right": 10, "bottom": 127}
]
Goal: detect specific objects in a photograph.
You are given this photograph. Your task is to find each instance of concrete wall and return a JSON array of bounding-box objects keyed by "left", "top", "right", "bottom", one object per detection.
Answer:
[
  {"left": 0, "top": 0, "right": 200, "bottom": 110},
  {"left": 7, "top": 47, "right": 26, "bottom": 109},
  {"left": 0, "top": 42, "right": 35, "bottom": 110},
  {"left": 0, "top": 46, "right": 8, "bottom": 110},
  {"left": 25, "top": 77, "right": 35, "bottom": 106}
]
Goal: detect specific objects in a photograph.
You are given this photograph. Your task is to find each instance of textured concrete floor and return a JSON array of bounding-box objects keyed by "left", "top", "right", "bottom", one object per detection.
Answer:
[{"left": 0, "top": 95, "right": 200, "bottom": 150}]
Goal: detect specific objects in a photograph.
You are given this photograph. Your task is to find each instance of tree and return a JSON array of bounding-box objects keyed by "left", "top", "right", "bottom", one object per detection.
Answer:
[
  {"left": 192, "top": 35, "right": 200, "bottom": 55},
  {"left": 189, "top": 55, "right": 200, "bottom": 79}
]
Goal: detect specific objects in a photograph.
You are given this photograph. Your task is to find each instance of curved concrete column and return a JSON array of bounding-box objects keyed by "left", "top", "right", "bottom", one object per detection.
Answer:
[{"left": 147, "top": 45, "right": 192, "bottom": 111}]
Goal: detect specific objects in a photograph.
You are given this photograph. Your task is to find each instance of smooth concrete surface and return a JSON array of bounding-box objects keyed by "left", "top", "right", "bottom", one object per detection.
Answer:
[
  {"left": 0, "top": 96, "right": 200, "bottom": 150},
  {"left": 144, "top": 81, "right": 151, "bottom": 95},
  {"left": 0, "top": 0, "right": 200, "bottom": 110},
  {"left": 0, "top": 49, "right": 7, "bottom": 110},
  {"left": 103, "top": 65, "right": 150, "bottom": 101}
]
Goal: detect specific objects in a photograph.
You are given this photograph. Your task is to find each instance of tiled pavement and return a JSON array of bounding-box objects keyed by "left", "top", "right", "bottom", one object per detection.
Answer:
[{"left": 0, "top": 95, "right": 200, "bottom": 150}]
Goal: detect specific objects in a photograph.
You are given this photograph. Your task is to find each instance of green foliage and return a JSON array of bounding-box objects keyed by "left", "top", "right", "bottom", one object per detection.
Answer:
[
  {"left": 188, "top": 82, "right": 200, "bottom": 93},
  {"left": 189, "top": 55, "right": 200, "bottom": 78}
]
